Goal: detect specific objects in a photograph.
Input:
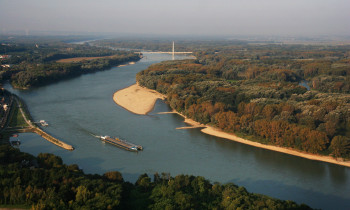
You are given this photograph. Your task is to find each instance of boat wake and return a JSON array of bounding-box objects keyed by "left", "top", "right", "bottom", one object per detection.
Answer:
[{"left": 89, "top": 133, "right": 101, "bottom": 138}]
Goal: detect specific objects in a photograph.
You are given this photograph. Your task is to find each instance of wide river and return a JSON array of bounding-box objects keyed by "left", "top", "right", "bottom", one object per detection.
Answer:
[{"left": 5, "top": 54, "right": 350, "bottom": 209}]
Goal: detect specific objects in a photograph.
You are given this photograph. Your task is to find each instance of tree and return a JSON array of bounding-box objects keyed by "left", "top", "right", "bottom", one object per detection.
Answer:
[
  {"left": 75, "top": 185, "right": 91, "bottom": 205},
  {"left": 302, "top": 130, "right": 329, "bottom": 153},
  {"left": 330, "top": 136, "right": 350, "bottom": 158},
  {"left": 262, "top": 105, "right": 277, "bottom": 120},
  {"left": 103, "top": 171, "right": 124, "bottom": 183}
]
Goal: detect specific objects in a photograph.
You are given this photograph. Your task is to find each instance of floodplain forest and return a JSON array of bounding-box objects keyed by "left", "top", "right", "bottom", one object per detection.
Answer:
[{"left": 137, "top": 44, "right": 350, "bottom": 159}]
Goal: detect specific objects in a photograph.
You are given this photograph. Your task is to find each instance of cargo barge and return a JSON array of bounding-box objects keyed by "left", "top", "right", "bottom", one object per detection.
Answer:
[{"left": 100, "top": 136, "right": 143, "bottom": 151}]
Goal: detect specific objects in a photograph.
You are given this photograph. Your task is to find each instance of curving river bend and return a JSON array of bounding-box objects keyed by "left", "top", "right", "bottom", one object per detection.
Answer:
[{"left": 6, "top": 54, "right": 350, "bottom": 210}]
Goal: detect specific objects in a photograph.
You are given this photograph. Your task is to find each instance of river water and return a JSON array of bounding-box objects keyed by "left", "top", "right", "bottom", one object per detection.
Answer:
[{"left": 5, "top": 54, "right": 350, "bottom": 209}]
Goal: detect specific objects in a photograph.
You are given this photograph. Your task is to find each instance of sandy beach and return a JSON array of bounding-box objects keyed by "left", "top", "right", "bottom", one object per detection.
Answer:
[
  {"left": 56, "top": 55, "right": 138, "bottom": 64},
  {"left": 200, "top": 127, "right": 350, "bottom": 167},
  {"left": 113, "top": 84, "right": 165, "bottom": 115},
  {"left": 113, "top": 83, "right": 350, "bottom": 167}
]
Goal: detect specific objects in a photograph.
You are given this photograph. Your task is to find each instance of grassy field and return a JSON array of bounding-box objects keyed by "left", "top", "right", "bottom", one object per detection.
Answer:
[
  {"left": 0, "top": 96, "right": 32, "bottom": 144},
  {"left": 8, "top": 101, "right": 28, "bottom": 128}
]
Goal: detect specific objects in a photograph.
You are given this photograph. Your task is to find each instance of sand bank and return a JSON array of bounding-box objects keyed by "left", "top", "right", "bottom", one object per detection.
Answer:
[
  {"left": 201, "top": 127, "right": 350, "bottom": 167},
  {"left": 113, "top": 84, "right": 165, "bottom": 115},
  {"left": 113, "top": 83, "right": 350, "bottom": 167},
  {"left": 57, "top": 55, "right": 116, "bottom": 63},
  {"left": 117, "top": 62, "right": 136, "bottom": 67},
  {"left": 56, "top": 55, "right": 138, "bottom": 63}
]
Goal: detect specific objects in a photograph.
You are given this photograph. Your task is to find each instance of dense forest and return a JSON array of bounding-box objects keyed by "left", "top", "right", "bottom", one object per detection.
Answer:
[
  {"left": 137, "top": 44, "right": 350, "bottom": 159},
  {"left": 0, "top": 145, "right": 311, "bottom": 209},
  {"left": 0, "top": 36, "right": 141, "bottom": 88}
]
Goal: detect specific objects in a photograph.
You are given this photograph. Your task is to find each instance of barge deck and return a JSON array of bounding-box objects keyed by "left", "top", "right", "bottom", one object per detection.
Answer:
[{"left": 100, "top": 136, "right": 143, "bottom": 152}]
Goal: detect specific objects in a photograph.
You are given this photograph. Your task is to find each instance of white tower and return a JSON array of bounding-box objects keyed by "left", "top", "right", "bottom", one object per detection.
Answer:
[{"left": 172, "top": 41, "right": 175, "bottom": 60}]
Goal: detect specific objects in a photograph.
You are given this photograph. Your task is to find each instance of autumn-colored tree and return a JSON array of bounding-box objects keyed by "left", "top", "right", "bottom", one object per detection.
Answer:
[
  {"left": 240, "top": 114, "right": 253, "bottom": 133},
  {"left": 330, "top": 136, "right": 350, "bottom": 158},
  {"left": 325, "top": 121, "right": 337, "bottom": 138},
  {"left": 253, "top": 119, "right": 270, "bottom": 139},
  {"left": 262, "top": 105, "right": 277, "bottom": 121},
  {"left": 103, "top": 171, "right": 124, "bottom": 183},
  {"left": 270, "top": 120, "right": 289, "bottom": 145},
  {"left": 215, "top": 111, "right": 240, "bottom": 132},
  {"left": 302, "top": 130, "right": 329, "bottom": 153}
]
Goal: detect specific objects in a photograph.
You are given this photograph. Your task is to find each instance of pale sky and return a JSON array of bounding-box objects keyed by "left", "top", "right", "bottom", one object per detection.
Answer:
[{"left": 0, "top": 0, "right": 349, "bottom": 36}]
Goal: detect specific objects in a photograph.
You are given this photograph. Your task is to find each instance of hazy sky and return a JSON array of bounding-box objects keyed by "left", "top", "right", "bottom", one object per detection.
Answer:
[{"left": 1, "top": 0, "right": 349, "bottom": 36}]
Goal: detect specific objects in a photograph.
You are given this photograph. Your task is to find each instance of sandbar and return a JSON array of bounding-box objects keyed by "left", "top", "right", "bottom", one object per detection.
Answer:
[
  {"left": 113, "top": 83, "right": 350, "bottom": 167},
  {"left": 56, "top": 55, "right": 136, "bottom": 63},
  {"left": 113, "top": 84, "right": 165, "bottom": 115}
]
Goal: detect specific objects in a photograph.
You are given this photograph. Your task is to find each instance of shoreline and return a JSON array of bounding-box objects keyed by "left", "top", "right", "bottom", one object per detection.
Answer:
[{"left": 113, "top": 83, "right": 350, "bottom": 168}]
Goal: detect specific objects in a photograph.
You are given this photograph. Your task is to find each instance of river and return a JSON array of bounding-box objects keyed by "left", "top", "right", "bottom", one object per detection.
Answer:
[{"left": 5, "top": 54, "right": 350, "bottom": 209}]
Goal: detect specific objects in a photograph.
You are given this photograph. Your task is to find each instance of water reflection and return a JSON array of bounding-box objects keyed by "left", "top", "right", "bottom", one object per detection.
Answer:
[
  {"left": 234, "top": 178, "right": 350, "bottom": 210},
  {"left": 328, "top": 164, "right": 349, "bottom": 187},
  {"left": 299, "top": 80, "right": 311, "bottom": 90},
  {"left": 252, "top": 147, "right": 327, "bottom": 179}
]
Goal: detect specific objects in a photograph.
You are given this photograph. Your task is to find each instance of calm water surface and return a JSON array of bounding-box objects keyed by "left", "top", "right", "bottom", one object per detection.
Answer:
[{"left": 6, "top": 54, "right": 350, "bottom": 209}]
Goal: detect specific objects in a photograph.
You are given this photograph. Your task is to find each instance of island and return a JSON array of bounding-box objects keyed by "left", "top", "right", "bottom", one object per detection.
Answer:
[{"left": 114, "top": 43, "right": 350, "bottom": 167}]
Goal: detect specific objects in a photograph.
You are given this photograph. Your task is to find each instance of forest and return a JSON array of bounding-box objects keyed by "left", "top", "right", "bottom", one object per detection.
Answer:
[
  {"left": 137, "top": 44, "right": 350, "bottom": 159},
  {"left": 0, "top": 36, "right": 141, "bottom": 88},
  {"left": 91, "top": 38, "right": 250, "bottom": 53},
  {"left": 0, "top": 145, "right": 311, "bottom": 209}
]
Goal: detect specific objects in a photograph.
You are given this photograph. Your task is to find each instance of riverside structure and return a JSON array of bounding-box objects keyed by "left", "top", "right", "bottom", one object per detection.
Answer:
[{"left": 4, "top": 96, "right": 75, "bottom": 151}]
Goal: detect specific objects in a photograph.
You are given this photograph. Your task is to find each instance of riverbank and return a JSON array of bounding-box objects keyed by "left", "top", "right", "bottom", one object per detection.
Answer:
[
  {"left": 11, "top": 53, "right": 141, "bottom": 90},
  {"left": 113, "top": 83, "right": 350, "bottom": 168}
]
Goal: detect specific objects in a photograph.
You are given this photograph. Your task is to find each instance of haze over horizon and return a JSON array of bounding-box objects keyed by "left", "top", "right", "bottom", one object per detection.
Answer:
[{"left": 1, "top": 0, "right": 349, "bottom": 38}]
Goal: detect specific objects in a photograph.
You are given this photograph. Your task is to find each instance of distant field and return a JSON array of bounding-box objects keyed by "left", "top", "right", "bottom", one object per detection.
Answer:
[{"left": 56, "top": 55, "right": 118, "bottom": 63}]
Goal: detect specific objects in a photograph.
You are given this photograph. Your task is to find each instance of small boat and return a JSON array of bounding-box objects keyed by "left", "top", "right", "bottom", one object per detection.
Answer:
[
  {"left": 11, "top": 140, "right": 21, "bottom": 146},
  {"left": 11, "top": 134, "right": 21, "bottom": 146},
  {"left": 40, "top": 120, "right": 48, "bottom": 126}
]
